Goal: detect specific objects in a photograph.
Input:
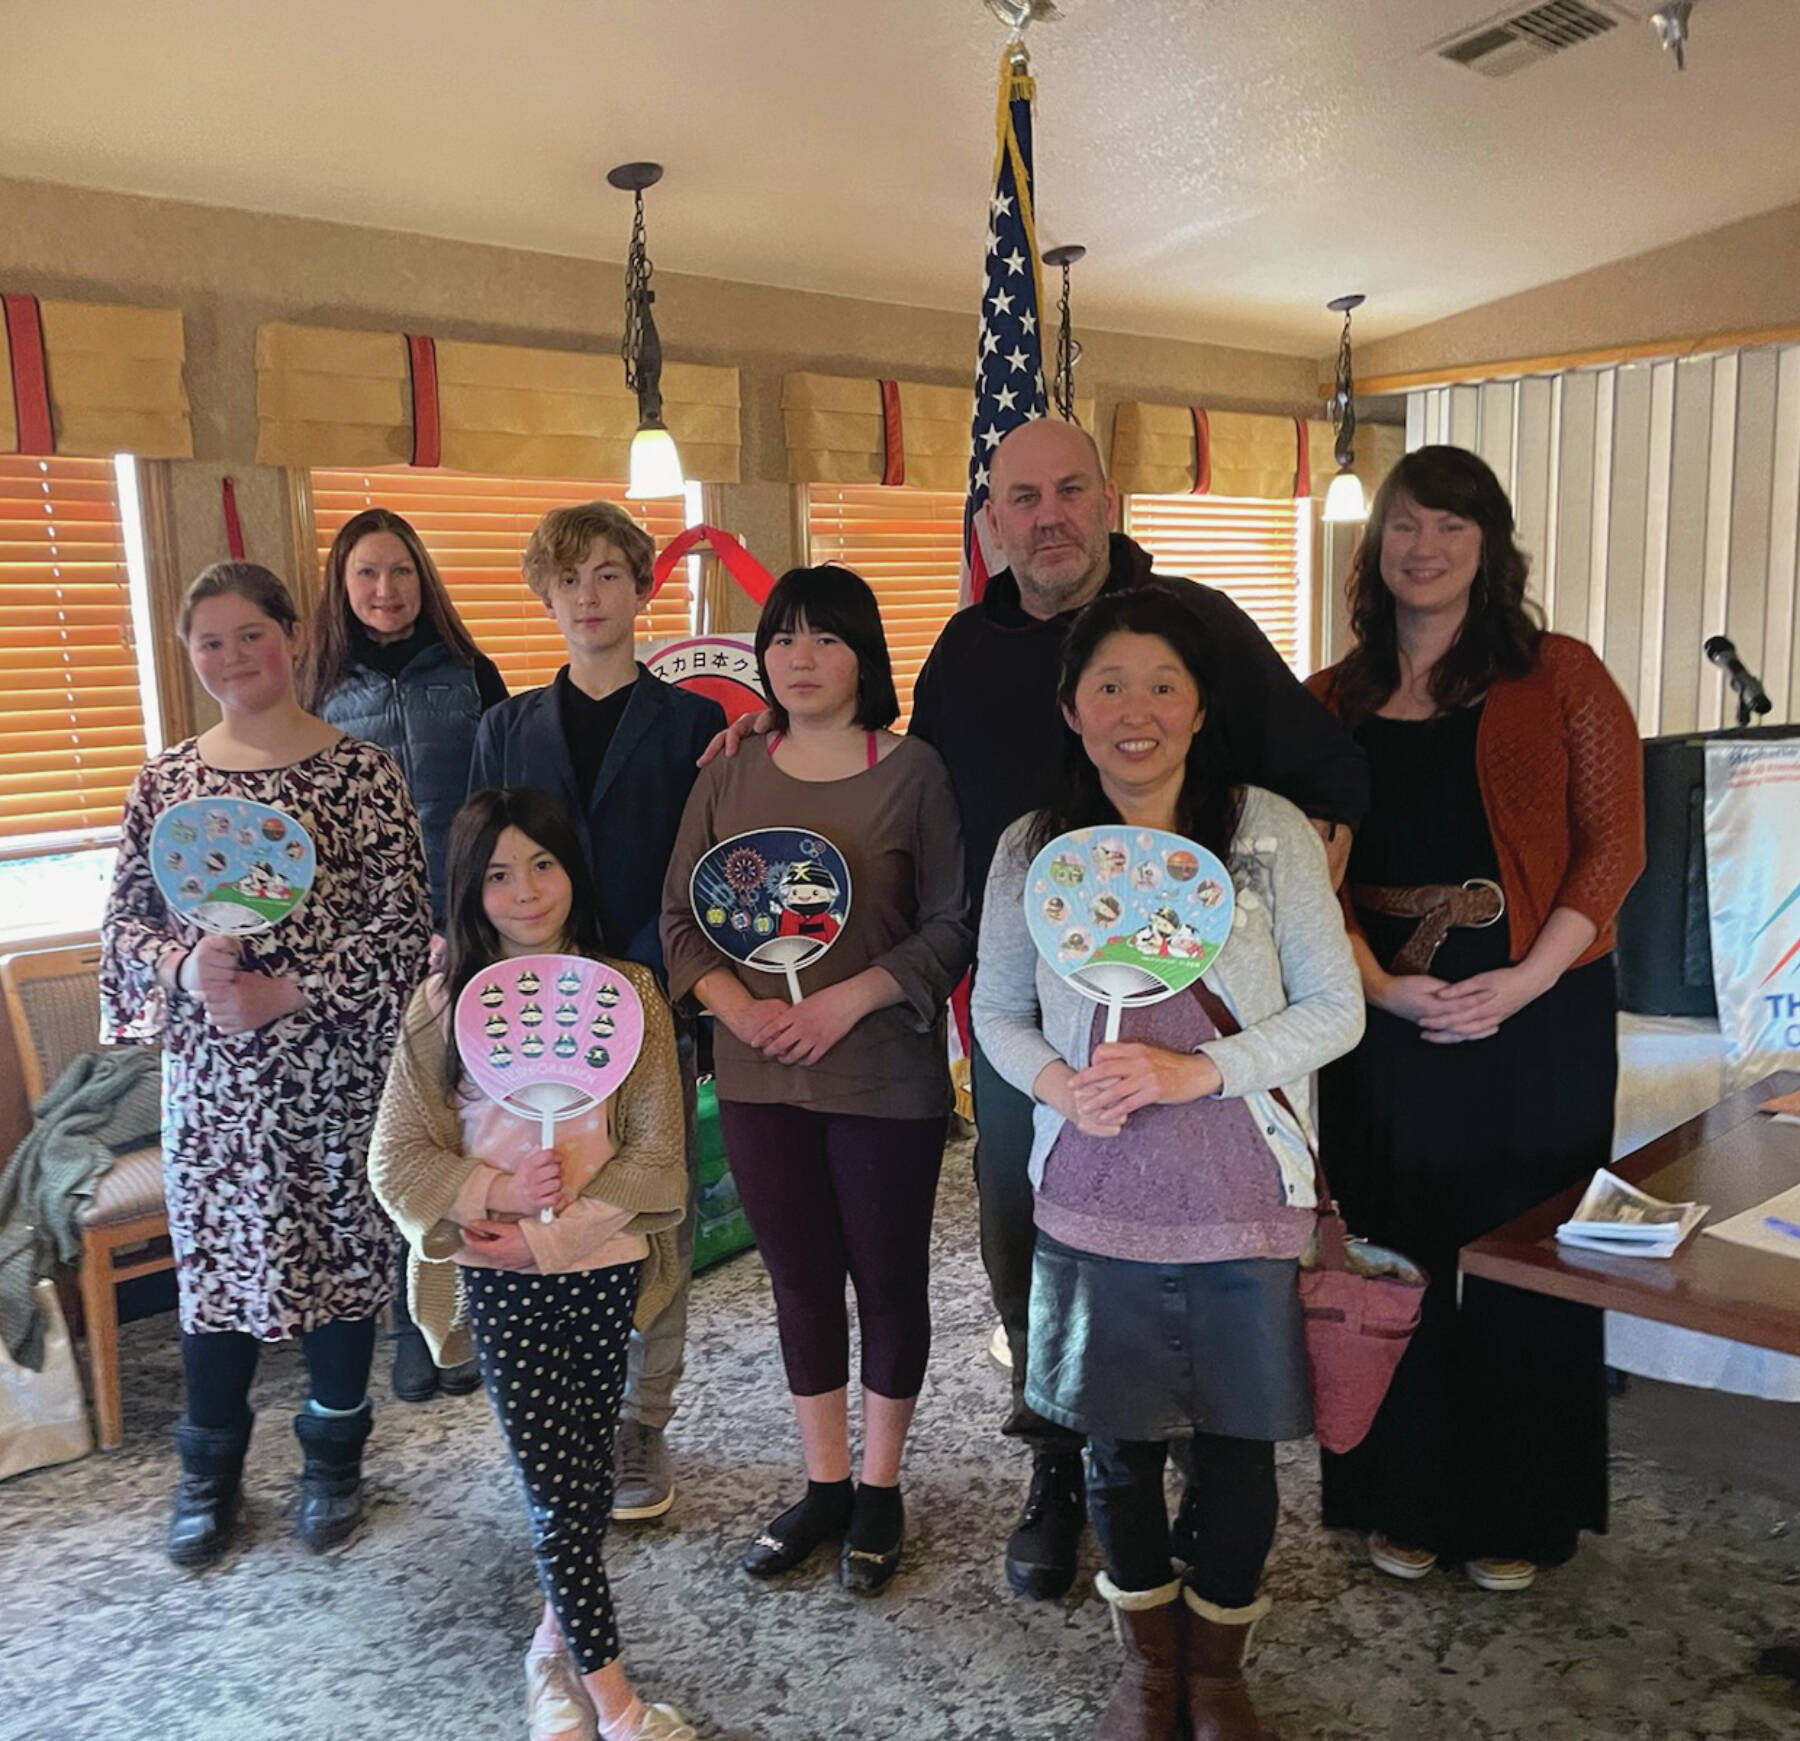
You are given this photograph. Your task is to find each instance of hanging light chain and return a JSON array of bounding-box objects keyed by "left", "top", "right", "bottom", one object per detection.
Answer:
[
  {"left": 1055, "top": 260, "right": 1078, "bottom": 420},
  {"left": 622, "top": 187, "right": 652, "bottom": 394},
  {"left": 1332, "top": 300, "right": 1359, "bottom": 468},
  {"left": 1044, "top": 244, "right": 1086, "bottom": 424}
]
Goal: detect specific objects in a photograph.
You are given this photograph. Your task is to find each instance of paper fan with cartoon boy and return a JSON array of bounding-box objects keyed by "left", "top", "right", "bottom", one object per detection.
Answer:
[
  {"left": 690, "top": 827, "right": 852, "bottom": 1002},
  {"left": 1023, "top": 825, "right": 1234, "bottom": 1040}
]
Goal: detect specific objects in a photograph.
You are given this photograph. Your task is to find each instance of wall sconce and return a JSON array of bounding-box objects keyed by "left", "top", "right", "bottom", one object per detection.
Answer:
[
  {"left": 1322, "top": 293, "right": 1367, "bottom": 523},
  {"left": 609, "top": 161, "right": 685, "bottom": 500}
]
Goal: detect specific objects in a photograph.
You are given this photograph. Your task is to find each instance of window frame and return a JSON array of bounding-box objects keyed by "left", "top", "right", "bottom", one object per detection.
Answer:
[
  {"left": 801, "top": 481, "right": 967, "bottom": 729},
  {"left": 1121, "top": 491, "right": 1315, "bottom": 676}
]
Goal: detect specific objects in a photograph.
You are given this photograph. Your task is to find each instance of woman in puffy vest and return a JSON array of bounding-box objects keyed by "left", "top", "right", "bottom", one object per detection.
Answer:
[
  {"left": 301, "top": 505, "right": 507, "bottom": 1402},
  {"left": 302, "top": 508, "right": 507, "bottom": 925}
]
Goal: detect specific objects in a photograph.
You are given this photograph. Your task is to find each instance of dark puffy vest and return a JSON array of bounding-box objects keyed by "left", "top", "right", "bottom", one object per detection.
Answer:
[{"left": 321, "top": 643, "right": 481, "bottom": 923}]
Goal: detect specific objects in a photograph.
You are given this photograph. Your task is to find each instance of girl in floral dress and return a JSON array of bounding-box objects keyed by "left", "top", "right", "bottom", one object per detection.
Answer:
[{"left": 101, "top": 561, "right": 431, "bottom": 1566}]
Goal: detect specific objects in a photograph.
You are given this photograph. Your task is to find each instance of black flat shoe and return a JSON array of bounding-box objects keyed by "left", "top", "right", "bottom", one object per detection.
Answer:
[
  {"left": 741, "top": 1496, "right": 848, "bottom": 1577},
  {"left": 839, "top": 1533, "right": 902, "bottom": 1595}
]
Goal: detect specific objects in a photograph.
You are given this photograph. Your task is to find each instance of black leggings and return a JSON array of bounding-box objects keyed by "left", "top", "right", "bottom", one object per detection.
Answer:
[
  {"left": 182, "top": 1318, "right": 378, "bottom": 1429},
  {"left": 718, "top": 1102, "right": 946, "bottom": 1399},
  {"left": 1088, "top": 1433, "right": 1277, "bottom": 1608}
]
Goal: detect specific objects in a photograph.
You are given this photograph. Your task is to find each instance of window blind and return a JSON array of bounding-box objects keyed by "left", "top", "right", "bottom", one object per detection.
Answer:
[
  {"left": 311, "top": 469, "right": 694, "bottom": 695},
  {"left": 0, "top": 455, "right": 147, "bottom": 851},
  {"left": 804, "top": 484, "right": 966, "bottom": 727},
  {"left": 1122, "top": 494, "right": 1310, "bottom": 671}
]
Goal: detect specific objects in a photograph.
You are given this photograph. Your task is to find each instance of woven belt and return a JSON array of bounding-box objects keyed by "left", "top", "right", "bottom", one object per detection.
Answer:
[{"left": 1349, "top": 878, "right": 1505, "bottom": 976}]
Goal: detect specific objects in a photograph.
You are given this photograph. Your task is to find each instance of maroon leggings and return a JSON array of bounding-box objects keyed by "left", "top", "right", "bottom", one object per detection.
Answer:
[{"left": 718, "top": 1101, "right": 947, "bottom": 1399}]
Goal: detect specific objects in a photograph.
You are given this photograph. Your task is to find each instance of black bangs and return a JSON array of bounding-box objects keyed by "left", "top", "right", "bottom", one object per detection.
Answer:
[{"left": 753, "top": 564, "right": 899, "bottom": 731}]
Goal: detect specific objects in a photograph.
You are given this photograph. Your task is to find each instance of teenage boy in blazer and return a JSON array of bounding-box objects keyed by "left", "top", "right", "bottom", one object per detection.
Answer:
[{"left": 470, "top": 500, "right": 725, "bottom": 1521}]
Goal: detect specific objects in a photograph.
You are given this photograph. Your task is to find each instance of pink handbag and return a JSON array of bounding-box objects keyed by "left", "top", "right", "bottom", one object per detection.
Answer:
[{"left": 1190, "top": 982, "right": 1427, "bottom": 1453}]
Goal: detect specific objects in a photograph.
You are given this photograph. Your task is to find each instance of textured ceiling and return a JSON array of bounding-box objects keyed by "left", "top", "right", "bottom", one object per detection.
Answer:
[{"left": 4, "top": 0, "right": 1798, "bottom": 353}]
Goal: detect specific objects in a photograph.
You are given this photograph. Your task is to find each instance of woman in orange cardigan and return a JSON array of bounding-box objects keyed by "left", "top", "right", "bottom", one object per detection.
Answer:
[{"left": 1308, "top": 445, "right": 1644, "bottom": 1594}]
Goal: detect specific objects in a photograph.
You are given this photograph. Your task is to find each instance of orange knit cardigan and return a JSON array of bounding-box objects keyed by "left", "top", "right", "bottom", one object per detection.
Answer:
[{"left": 1307, "top": 633, "right": 1646, "bottom": 969}]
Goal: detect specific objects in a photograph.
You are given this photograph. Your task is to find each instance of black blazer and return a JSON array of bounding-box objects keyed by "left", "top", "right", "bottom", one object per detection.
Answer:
[{"left": 469, "top": 666, "right": 726, "bottom": 984}]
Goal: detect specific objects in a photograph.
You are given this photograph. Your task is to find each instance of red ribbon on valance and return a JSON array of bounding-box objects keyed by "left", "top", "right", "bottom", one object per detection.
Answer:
[
  {"left": 651, "top": 523, "right": 776, "bottom": 606},
  {"left": 3, "top": 295, "right": 54, "bottom": 455},
  {"left": 220, "top": 476, "right": 246, "bottom": 559},
  {"left": 407, "top": 334, "right": 441, "bottom": 468},
  {"left": 1189, "top": 406, "right": 1211, "bottom": 496},
  {"left": 879, "top": 379, "right": 905, "bottom": 487},
  {"left": 1293, "top": 417, "right": 1312, "bottom": 500}
]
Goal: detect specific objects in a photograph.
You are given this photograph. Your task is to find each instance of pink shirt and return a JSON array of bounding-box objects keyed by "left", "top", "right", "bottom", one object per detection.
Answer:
[{"left": 450, "top": 1093, "right": 649, "bottom": 1274}]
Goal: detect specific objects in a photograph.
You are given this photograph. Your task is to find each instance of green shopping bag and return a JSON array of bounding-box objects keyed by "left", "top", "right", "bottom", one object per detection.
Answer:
[{"left": 692, "top": 1076, "right": 756, "bottom": 1273}]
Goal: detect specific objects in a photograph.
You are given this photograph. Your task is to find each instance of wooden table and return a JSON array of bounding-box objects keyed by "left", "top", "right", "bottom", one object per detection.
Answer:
[{"left": 1461, "top": 1070, "right": 1800, "bottom": 1357}]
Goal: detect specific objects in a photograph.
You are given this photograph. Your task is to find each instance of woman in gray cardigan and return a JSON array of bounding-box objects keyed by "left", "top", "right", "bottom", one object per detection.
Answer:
[{"left": 972, "top": 587, "right": 1362, "bottom": 1741}]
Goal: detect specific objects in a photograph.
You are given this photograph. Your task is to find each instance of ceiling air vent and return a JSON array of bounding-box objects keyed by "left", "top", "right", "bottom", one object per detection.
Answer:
[{"left": 1436, "top": 1, "right": 1619, "bottom": 78}]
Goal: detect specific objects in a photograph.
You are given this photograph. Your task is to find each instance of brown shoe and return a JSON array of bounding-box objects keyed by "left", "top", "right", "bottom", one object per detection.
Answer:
[
  {"left": 1180, "top": 1588, "right": 1280, "bottom": 1741},
  {"left": 1095, "top": 1572, "right": 1185, "bottom": 1740}
]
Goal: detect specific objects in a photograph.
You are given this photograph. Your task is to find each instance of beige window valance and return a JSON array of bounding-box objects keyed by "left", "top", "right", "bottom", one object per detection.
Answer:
[
  {"left": 1111, "top": 404, "right": 1315, "bottom": 500},
  {"left": 1113, "top": 400, "right": 1405, "bottom": 501},
  {"left": 784, "top": 372, "right": 1096, "bottom": 492},
  {"left": 0, "top": 296, "right": 191, "bottom": 458},
  {"left": 255, "top": 323, "right": 741, "bottom": 481}
]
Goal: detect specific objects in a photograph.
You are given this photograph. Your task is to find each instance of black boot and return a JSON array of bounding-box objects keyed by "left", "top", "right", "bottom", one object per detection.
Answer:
[
  {"left": 390, "top": 1325, "right": 439, "bottom": 1402},
  {"left": 1005, "top": 1451, "right": 1087, "bottom": 1598},
  {"left": 293, "top": 1402, "right": 372, "bottom": 1553},
  {"left": 390, "top": 1271, "right": 438, "bottom": 1403},
  {"left": 167, "top": 1412, "right": 253, "bottom": 1569}
]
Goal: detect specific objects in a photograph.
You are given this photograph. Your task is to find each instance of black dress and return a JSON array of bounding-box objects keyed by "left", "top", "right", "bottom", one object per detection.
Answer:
[{"left": 1317, "top": 704, "right": 1613, "bottom": 1565}]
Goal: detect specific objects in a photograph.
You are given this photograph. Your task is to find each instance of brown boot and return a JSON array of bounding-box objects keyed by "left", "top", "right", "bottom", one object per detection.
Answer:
[
  {"left": 1180, "top": 1588, "right": 1280, "bottom": 1741},
  {"left": 1095, "top": 1572, "right": 1186, "bottom": 1740}
]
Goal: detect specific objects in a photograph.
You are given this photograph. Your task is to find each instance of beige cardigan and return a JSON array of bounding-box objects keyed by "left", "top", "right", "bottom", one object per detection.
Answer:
[{"left": 368, "top": 959, "right": 688, "bottom": 1367}]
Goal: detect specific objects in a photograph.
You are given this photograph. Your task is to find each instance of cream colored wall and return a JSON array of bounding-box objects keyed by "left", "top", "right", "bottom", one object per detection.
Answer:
[
  {"left": 1356, "top": 200, "right": 1800, "bottom": 384},
  {"left": 1, "top": 171, "right": 1320, "bottom": 724}
]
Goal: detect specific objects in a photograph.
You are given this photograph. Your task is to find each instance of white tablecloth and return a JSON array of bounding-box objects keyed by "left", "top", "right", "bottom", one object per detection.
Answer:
[{"left": 1603, "top": 1015, "right": 1800, "bottom": 1400}]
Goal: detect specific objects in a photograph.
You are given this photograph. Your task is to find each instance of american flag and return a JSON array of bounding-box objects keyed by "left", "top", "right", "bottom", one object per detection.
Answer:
[{"left": 962, "top": 46, "right": 1049, "bottom": 604}]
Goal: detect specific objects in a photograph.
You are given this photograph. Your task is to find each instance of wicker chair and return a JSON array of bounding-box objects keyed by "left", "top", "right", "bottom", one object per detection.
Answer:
[{"left": 1, "top": 944, "right": 171, "bottom": 1451}]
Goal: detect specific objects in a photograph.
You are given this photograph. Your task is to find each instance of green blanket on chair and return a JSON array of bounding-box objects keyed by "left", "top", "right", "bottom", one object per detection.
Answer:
[{"left": 0, "top": 1048, "right": 161, "bottom": 1370}]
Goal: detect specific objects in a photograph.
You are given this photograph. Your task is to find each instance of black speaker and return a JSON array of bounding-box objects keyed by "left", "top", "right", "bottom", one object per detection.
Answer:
[{"left": 1614, "top": 726, "right": 1796, "bottom": 1016}]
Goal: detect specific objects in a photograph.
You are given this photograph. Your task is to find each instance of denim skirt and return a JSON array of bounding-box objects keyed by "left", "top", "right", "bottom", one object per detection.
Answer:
[{"left": 1024, "top": 1232, "right": 1313, "bottom": 1443}]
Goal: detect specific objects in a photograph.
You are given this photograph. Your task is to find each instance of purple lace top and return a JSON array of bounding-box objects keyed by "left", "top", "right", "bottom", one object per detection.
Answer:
[{"left": 1035, "top": 988, "right": 1315, "bottom": 1265}]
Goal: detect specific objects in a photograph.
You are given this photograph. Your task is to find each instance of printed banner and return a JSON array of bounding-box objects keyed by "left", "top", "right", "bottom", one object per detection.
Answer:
[
  {"left": 646, "top": 634, "right": 765, "bottom": 724},
  {"left": 1703, "top": 738, "right": 1800, "bottom": 1086}
]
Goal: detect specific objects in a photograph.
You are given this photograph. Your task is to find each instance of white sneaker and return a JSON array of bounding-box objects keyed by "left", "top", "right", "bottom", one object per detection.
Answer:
[
  {"left": 1466, "top": 1556, "right": 1536, "bottom": 1592},
  {"left": 1368, "top": 1532, "right": 1438, "bottom": 1581},
  {"left": 526, "top": 1645, "right": 596, "bottom": 1741},
  {"left": 988, "top": 1323, "right": 1014, "bottom": 1371},
  {"left": 624, "top": 1705, "right": 698, "bottom": 1741}
]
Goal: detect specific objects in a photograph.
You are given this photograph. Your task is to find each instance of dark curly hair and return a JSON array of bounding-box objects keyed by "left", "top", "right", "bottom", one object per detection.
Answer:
[{"left": 1325, "top": 445, "right": 1541, "bottom": 728}]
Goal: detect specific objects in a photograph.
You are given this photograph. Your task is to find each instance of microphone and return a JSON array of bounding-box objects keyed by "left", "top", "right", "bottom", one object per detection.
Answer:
[{"left": 1705, "top": 635, "right": 1773, "bottom": 719}]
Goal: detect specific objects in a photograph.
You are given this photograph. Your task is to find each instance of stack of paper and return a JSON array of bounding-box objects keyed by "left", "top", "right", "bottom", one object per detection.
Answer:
[
  {"left": 1554, "top": 1169, "right": 1709, "bottom": 1258},
  {"left": 1703, "top": 1182, "right": 1800, "bottom": 1260}
]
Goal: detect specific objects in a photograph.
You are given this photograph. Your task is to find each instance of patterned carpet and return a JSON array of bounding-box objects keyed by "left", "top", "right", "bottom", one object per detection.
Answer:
[{"left": 2, "top": 1136, "right": 1797, "bottom": 1741}]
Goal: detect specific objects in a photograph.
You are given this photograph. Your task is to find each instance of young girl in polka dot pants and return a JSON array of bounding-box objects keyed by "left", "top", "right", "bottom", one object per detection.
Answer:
[{"left": 371, "top": 789, "right": 695, "bottom": 1741}]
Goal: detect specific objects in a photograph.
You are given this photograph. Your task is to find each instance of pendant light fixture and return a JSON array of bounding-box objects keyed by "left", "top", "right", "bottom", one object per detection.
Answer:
[
  {"left": 609, "top": 161, "right": 685, "bottom": 500},
  {"left": 1043, "top": 244, "right": 1086, "bottom": 423},
  {"left": 1322, "top": 293, "right": 1367, "bottom": 524}
]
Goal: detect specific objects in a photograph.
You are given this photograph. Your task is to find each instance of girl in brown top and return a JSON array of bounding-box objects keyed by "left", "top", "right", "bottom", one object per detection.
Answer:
[
  {"left": 662, "top": 565, "right": 971, "bottom": 1595},
  {"left": 1308, "top": 446, "right": 1645, "bottom": 1594}
]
